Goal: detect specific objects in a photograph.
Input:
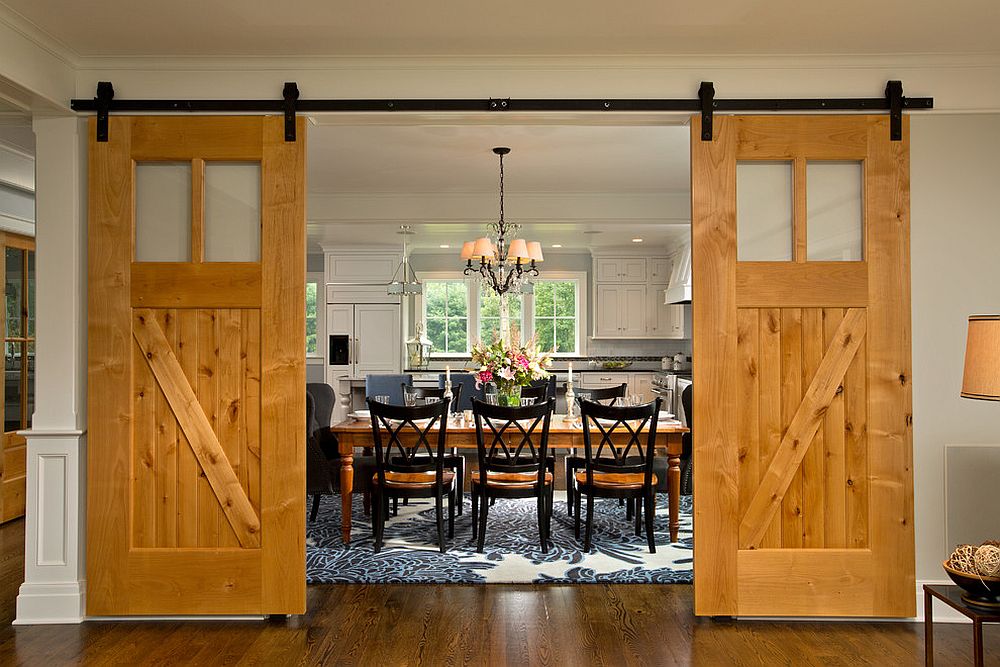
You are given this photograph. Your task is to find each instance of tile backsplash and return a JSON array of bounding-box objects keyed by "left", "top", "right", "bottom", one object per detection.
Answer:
[{"left": 587, "top": 337, "right": 691, "bottom": 359}]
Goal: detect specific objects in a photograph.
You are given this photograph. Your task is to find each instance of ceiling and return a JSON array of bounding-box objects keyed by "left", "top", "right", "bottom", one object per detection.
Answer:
[
  {"left": 3, "top": 0, "right": 999, "bottom": 57},
  {"left": 306, "top": 123, "right": 691, "bottom": 251},
  {"left": 307, "top": 124, "right": 689, "bottom": 195}
]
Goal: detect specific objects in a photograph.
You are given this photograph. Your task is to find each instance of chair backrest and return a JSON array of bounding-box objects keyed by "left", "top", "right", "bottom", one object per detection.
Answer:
[
  {"left": 472, "top": 398, "right": 555, "bottom": 484},
  {"left": 306, "top": 391, "right": 334, "bottom": 495},
  {"left": 569, "top": 382, "right": 627, "bottom": 405},
  {"left": 401, "top": 383, "right": 463, "bottom": 408},
  {"left": 520, "top": 382, "right": 548, "bottom": 402},
  {"left": 365, "top": 374, "right": 413, "bottom": 405},
  {"left": 441, "top": 372, "right": 482, "bottom": 411},
  {"left": 367, "top": 397, "right": 451, "bottom": 486},
  {"left": 579, "top": 397, "right": 661, "bottom": 485},
  {"left": 681, "top": 382, "right": 692, "bottom": 457},
  {"left": 307, "top": 382, "right": 336, "bottom": 433}
]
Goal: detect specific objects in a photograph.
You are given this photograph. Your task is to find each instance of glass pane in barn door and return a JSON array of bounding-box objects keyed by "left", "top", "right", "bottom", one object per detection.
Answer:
[
  {"left": 5, "top": 248, "right": 21, "bottom": 338},
  {"left": 807, "top": 161, "right": 864, "bottom": 261},
  {"left": 135, "top": 162, "right": 192, "bottom": 262},
  {"left": 204, "top": 162, "right": 261, "bottom": 262},
  {"left": 4, "top": 342, "right": 22, "bottom": 431},
  {"left": 736, "top": 161, "right": 793, "bottom": 261}
]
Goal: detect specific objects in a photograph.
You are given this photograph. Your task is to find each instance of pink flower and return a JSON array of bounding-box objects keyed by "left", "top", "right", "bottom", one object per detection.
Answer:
[
  {"left": 517, "top": 355, "right": 530, "bottom": 368},
  {"left": 475, "top": 370, "right": 493, "bottom": 389},
  {"left": 498, "top": 367, "right": 516, "bottom": 381}
]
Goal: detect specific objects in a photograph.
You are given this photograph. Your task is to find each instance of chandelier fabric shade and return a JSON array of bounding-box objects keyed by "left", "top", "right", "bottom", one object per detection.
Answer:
[
  {"left": 460, "top": 147, "right": 542, "bottom": 296},
  {"left": 961, "top": 314, "right": 1000, "bottom": 401}
]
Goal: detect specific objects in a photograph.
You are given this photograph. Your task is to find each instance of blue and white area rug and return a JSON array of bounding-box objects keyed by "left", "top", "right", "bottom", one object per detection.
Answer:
[{"left": 306, "top": 492, "right": 692, "bottom": 584}]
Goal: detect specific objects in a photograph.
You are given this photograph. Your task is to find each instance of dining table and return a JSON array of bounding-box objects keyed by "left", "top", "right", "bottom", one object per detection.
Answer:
[{"left": 329, "top": 414, "right": 689, "bottom": 545}]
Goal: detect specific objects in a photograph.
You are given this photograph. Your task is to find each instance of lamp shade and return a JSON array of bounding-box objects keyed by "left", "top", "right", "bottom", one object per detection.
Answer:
[
  {"left": 472, "top": 237, "right": 495, "bottom": 261},
  {"left": 961, "top": 314, "right": 1000, "bottom": 400},
  {"left": 460, "top": 241, "right": 476, "bottom": 260},
  {"left": 506, "top": 239, "right": 529, "bottom": 260},
  {"left": 527, "top": 241, "right": 544, "bottom": 262}
]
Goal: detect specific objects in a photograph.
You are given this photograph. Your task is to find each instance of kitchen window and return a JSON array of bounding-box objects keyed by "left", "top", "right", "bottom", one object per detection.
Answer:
[
  {"left": 305, "top": 272, "right": 325, "bottom": 358},
  {"left": 416, "top": 271, "right": 586, "bottom": 357},
  {"left": 424, "top": 279, "right": 470, "bottom": 355}
]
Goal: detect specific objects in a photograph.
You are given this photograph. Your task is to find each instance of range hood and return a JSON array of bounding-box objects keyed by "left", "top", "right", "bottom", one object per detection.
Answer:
[{"left": 663, "top": 245, "right": 692, "bottom": 304}]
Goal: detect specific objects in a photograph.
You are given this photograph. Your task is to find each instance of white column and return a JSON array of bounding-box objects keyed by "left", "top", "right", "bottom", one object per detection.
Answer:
[{"left": 14, "top": 116, "right": 87, "bottom": 625}]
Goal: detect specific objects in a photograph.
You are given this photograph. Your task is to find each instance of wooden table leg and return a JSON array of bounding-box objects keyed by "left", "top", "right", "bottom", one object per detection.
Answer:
[
  {"left": 340, "top": 452, "right": 354, "bottom": 544},
  {"left": 973, "top": 620, "right": 983, "bottom": 667},
  {"left": 668, "top": 450, "right": 681, "bottom": 543},
  {"left": 924, "top": 587, "right": 933, "bottom": 667}
]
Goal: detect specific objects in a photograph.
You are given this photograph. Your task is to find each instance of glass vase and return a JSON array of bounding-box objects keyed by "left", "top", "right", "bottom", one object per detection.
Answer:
[{"left": 497, "top": 383, "right": 522, "bottom": 407}]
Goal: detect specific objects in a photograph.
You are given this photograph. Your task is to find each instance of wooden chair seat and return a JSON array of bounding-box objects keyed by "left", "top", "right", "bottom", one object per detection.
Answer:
[
  {"left": 574, "top": 470, "right": 657, "bottom": 490},
  {"left": 373, "top": 470, "right": 455, "bottom": 489},
  {"left": 470, "top": 470, "right": 553, "bottom": 489}
]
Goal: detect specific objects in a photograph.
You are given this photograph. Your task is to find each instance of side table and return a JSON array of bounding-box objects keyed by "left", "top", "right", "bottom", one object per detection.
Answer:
[{"left": 924, "top": 584, "right": 1000, "bottom": 666}]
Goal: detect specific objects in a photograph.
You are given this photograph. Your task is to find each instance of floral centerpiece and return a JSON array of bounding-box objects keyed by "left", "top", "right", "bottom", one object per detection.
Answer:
[{"left": 471, "top": 334, "right": 553, "bottom": 407}]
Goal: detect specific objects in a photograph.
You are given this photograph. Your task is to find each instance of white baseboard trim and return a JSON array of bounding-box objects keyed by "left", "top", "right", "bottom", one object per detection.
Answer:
[{"left": 13, "top": 581, "right": 85, "bottom": 625}]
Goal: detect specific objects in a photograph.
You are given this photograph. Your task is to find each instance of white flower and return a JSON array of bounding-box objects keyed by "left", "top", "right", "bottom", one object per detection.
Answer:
[{"left": 498, "top": 367, "right": 516, "bottom": 381}]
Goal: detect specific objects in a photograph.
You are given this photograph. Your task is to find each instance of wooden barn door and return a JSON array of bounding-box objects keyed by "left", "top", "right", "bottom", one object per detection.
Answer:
[
  {"left": 87, "top": 116, "right": 306, "bottom": 615},
  {"left": 691, "top": 115, "right": 914, "bottom": 617}
]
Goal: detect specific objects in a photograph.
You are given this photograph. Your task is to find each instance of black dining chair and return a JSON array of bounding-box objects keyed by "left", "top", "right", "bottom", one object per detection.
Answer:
[
  {"left": 564, "top": 382, "right": 628, "bottom": 517},
  {"left": 367, "top": 396, "right": 454, "bottom": 553},
  {"left": 576, "top": 397, "right": 662, "bottom": 553},
  {"left": 471, "top": 398, "right": 556, "bottom": 553},
  {"left": 401, "top": 383, "right": 465, "bottom": 515},
  {"left": 519, "top": 382, "right": 549, "bottom": 403}
]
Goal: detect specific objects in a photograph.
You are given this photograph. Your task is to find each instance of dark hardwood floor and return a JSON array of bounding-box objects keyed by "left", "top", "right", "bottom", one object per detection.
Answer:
[{"left": 0, "top": 518, "right": 994, "bottom": 665}]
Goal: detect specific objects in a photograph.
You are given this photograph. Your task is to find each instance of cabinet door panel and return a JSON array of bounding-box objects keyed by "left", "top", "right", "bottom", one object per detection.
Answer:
[
  {"left": 595, "top": 284, "right": 622, "bottom": 337},
  {"left": 620, "top": 285, "right": 647, "bottom": 337},
  {"left": 354, "top": 304, "right": 401, "bottom": 375},
  {"left": 596, "top": 258, "right": 623, "bottom": 283},
  {"left": 649, "top": 258, "right": 671, "bottom": 284},
  {"left": 622, "top": 258, "right": 647, "bottom": 282}
]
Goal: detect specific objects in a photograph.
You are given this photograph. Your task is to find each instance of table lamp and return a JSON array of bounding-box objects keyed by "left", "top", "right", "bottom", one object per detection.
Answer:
[{"left": 961, "top": 315, "right": 1000, "bottom": 401}]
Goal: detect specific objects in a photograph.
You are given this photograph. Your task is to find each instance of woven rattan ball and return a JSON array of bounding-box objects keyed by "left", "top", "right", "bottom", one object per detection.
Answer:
[
  {"left": 949, "top": 544, "right": 978, "bottom": 574},
  {"left": 974, "top": 544, "right": 1000, "bottom": 577}
]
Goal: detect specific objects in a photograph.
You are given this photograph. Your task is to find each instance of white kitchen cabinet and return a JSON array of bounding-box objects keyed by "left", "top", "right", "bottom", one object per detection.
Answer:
[
  {"left": 594, "top": 284, "right": 647, "bottom": 337},
  {"left": 325, "top": 303, "right": 401, "bottom": 379},
  {"left": 579, "top": 372, "right": 631, "bottom": 389},
  {"left": 648, "top": 292, "right": 687, "bottom": 339},
  {"left": 632, "top": 373, "right": 656, "bottom": 403},
  {"left": 595, "top": 257, "right": 647, "bottom": 283},
  {"left": 648, "top": 257, "right": 671, "bottom": 283}
]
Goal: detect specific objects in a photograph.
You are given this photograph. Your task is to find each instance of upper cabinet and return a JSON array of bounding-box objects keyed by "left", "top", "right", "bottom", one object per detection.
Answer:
[
  {"left": 595, "top": 257, "right": 647, "bottom": 283},
  {"left": 324, "top": 251, "right": 401, "bottom": 304},
  {"left": 592, "top": 254, "right": 688, "bottom": 339}
]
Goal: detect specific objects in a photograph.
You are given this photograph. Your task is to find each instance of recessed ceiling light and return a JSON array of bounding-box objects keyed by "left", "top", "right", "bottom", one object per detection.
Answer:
[
  {"left": 632, "top": 238, "right": 644, "bottom": 243},
  {"left": 551, "top": 244, "right": 563, "bottom": 248},
  {"left": 439, "top": 244, "right": 450, "bottom": 249}
]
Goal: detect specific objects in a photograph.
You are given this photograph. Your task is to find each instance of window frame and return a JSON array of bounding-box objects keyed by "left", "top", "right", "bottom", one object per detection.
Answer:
[
  {"left": 414, "top": 270, "right": 588, "bottom": 358},
  {"left": 305, "top": 271, "right": 325, "bottom": 360}
]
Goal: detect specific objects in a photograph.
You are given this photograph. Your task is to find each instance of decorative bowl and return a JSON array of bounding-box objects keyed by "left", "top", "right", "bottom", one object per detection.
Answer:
[
  {"left": 942, "top": 561, "right": 1000, "bottom": 609},
  {"left": 601, "top": 360, "right": 632, "bottom": 370}
]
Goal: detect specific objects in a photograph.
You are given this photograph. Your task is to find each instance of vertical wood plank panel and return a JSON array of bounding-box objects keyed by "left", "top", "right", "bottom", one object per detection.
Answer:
[
  {"left": 737, "top": 309, "right": 760, "bottom": 519},
  {"left": 242, "top": 308, "right": 262, "bottom": 513},
  {"left": 757, "top": 307, "right": 783, "bottom": 548},
  {"left": 191, "top": 158, "right": 205, "bottom": 263},
  {"left": 260, "top": 116, "right": 306, "bottom": 612},
  {"left": 866, "top": 115, "right": 915, "bottom": 615},
  {"left": 822, "top": 308, "right": 848, "bottom": 548},
  {"left": 691, "top": 115, "right": 740, "bottom": 615},
  {"left": 793, "top": 158, "right": 807, "bottom": 263},
  {"left": 780, "top": 308, "right": 803, "bottom": 548},
  {"left": 218, "top": 308, "right": 243, "bottom": 547},
  {"left": 845, "top": 334, "right": 869, "bottom": 549},
  {"left": 154, "top": 309, "right": 178, "bottom": 547},
  {"left": 800, "top": 308, "right": 826, "bottom": 548},
  {"left": 87, "top": 116, "right": 133, "bottom": 615},
  {"left": 175, "top": 308, "right": 200, "bottom": 547},
  {"left": 132, "top": 339, "right": 157, "bottom": 548},
  {"left": 197, "top": 309, "right": 221, "bottom": 547}
]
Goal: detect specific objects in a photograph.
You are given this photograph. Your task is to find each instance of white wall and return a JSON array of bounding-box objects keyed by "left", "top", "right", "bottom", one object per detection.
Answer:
[{"left": 910, "top": 113, "right": 1000, "bottom": 581}]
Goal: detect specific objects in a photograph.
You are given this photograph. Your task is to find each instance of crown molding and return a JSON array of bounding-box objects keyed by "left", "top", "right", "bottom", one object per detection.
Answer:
[
  {"left": 0, "top": 4, "right": 79, "bottom": 68},
  {"left": 72, "top": 52, "right": 1000, "bottom": 73}
]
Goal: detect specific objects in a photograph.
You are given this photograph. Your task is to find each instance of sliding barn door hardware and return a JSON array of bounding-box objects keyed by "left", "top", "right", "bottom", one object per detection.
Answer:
[
  {"left": 75, "top": 80, "right": 932, "bottom": 142},
  {"left": 94, "top": 81, "right": 114, "bottom": 142},
  {"left": 283, "top": 82, "right": 299, "bottom": 141}
]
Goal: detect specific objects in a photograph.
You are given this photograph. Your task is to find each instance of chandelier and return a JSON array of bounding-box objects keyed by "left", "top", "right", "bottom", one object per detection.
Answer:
[{"left": 460, "top": 147, "right": 543, "bottom": 296}]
